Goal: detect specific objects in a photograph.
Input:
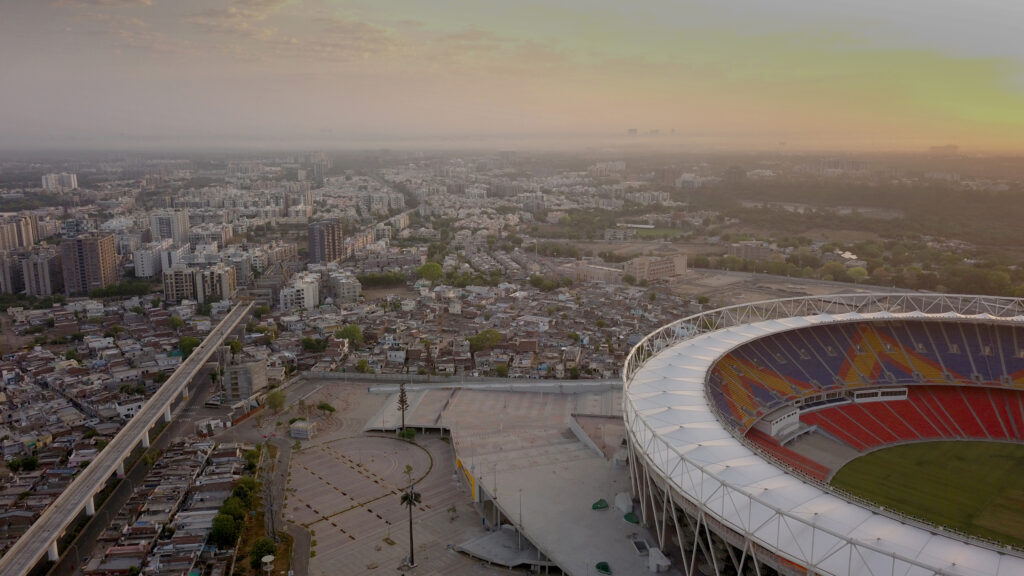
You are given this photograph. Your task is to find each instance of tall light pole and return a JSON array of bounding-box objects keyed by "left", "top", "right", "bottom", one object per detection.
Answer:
[{"left": 518, "top": 488, "right": 523, "bottom": 552}]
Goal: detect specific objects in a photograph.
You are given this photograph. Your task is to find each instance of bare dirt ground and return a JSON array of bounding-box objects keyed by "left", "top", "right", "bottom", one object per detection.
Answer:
[
  {"left": 0, "top": 316, "right": 30, "bottom": 356},
  {"left": 361, "top": 286, "right": 419, "bottom": 301}
]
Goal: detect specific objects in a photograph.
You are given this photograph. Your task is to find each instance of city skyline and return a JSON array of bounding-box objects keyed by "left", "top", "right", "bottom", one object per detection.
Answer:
[{"left": 2, "top": 0, "right": 1023, "bottom": 152}]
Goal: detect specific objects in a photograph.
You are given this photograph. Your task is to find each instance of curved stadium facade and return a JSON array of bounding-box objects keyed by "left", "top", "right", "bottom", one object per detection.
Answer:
[{"left": 623, "top": 293, "right": 1024, "bottom": 576}]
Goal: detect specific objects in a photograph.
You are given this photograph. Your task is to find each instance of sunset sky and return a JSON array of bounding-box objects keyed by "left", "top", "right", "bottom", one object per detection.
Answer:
[{"left": 2, "top": 0, "right": 1023, "bottom": 152}]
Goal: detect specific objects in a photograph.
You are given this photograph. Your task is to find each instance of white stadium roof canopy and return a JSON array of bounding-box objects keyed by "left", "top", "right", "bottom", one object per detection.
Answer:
[{"left": 625, "top": 308, "right": 1024, "bottom": 576}]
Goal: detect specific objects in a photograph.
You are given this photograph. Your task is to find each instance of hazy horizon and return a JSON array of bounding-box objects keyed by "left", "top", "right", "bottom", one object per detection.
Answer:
[{"left": 3, "top": 0, "right": 1023, "bottom": 154}]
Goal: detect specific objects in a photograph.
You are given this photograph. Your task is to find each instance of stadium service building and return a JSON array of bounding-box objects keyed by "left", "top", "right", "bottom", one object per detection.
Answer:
[{"left": 624, "top": 293, "right": 1024, "bottom": 576}]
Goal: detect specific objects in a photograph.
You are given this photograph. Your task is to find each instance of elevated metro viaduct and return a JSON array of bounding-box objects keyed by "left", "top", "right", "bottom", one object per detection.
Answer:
[{"left": 0, "top": 302, "right": 252, "bottom": 576}]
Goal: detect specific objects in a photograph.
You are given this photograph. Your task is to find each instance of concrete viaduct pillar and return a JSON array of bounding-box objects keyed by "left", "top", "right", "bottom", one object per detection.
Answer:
[
  {"left": 117, "top": 461, "right": 125, "bottom": 478},
  {"left": 85, "top": 496, "right": 95, "bottom": 517},
  {"left": 164, "top": 406, "right": 172, "bottom": 423},
  {"left": 47, "top": 541, "right": 59, "bottom": 562},
  {"left": 142, "top": 433, "right": 150, "bottom": 449}
]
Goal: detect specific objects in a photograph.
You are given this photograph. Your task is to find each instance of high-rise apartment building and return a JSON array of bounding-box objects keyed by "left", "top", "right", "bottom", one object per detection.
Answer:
[
  {"left": 61, "top": 233, "right": 118, "bottom": 295},
  {"left": 133, "top": 239, "right": 174, "bottom": 279},
  {"left": 0, "top": 215, "right": 38, "bottom": 251},
  {"left": 0, "top": 253, "right": 25, "bottom": 295},
  {"left": 162, "top": 263, "right": 237, "bottom": 304},
  {"left": 162, "top": 266, "right": 196, "bottom": 303},
  {"left": 149, "top": 210, "right": 191, "bottom": 245},
  {"left": 23, "top": 248, "right": 62, "bottom": 297},
  {"left": 279, "top": 272, "right": 320, "bottom": 311},
  {"left": 41, "top": 173, "right": 77, "bottom": 191},
  {"left": 307, "top": 219, "right": 343, "bottom": 263}
]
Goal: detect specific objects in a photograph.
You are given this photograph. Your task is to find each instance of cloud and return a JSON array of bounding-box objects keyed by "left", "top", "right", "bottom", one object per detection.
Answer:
[
  {"left": 185, "top": 8, "right": 399, "bottom": 65},
  {"left": 77, "top": 10, "right": 193, "bottom": 55},
  {"left": 54, "top": 0, "right": 153, "bottom": 7}
]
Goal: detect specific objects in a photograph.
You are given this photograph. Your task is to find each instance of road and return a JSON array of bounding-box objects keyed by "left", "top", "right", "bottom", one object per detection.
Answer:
[{"left": 0, "top": 302, "right": 252, "bottom": 576}]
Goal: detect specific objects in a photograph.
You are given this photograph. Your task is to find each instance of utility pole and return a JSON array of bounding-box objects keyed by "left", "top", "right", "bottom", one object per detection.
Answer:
[{"left": 518, "top": 488, "right": 523, "bottom": 551}]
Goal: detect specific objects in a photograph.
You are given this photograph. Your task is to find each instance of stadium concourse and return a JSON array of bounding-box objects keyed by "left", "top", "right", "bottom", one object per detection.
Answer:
[{"left": 624, "top": 293, "right": 1024, "bottom": 576}]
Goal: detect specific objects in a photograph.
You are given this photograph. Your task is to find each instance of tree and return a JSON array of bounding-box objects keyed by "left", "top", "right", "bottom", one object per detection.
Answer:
[
  {"left": 220, "top": 497, "right": 247, "bottom": 522},
  {"left": 227, "top": 339, "right": 242, "bottom": 356},
  {"left": 400, "top": 465, "right": 421, "bottom": 567},
  {"left": 397, "top": 383, "right": 409, "bottom": 436},
  {"left": 169, "top": 316, "right": 185, "bottom": 332},
  {"left": 301, "top": 337, "right": 328, "bottom": 353},
  {"left": 848, "top": 267, "right": 869, "bottom": 283},
  {"left": 253, "top": 305, "right": 271, "bottom": 319},
  {"left": 415, "top": 261, "right": 443, "bottom": 283},
  {"left": 467, "top": 329, "right": 502, "bottom": 353},
  {"left": 249, "top": 538, "right": 277, "bottom": 570},
  {"left": 266, "top": 389, "right": 286, "bottom": 412},
  {"left": 316, "top": 401, "right": 336, "bottom": 413},
  {"left": 335, "top": 324, "right": 363, "bottom": 346},
  {"left": 232, "top": 478, "right": 257, "bottom": 508},
  {"left": 495, "top": 364, "right": 509, "bottom": 378},
  {"left": 178, "top": 336, "right": 201, "bottom": 358},
  {"left": 209, "top": 514, "right": 238, "bottom": 548},
  {"left": 355, "top": 358, "right": 373, "bottom": 373},
  {"left": 7, "top": 455, "right": 38, "bottom": 473}
]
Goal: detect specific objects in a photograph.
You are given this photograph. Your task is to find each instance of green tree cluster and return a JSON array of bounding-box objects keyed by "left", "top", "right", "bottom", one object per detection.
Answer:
[
  {"left": 529, "top": 274, "right": 572, "bottom": 292},
  {"left": 468, "top": 329, "right": 502, "bottom": 353},
  {"left": 301, "top": 337, "right": 328, "bottom": 353},
  {"left": 335, "top": 324, "right": 363, "bottom": 346},
  {"left": 249, "top": 538, "right": 278, "bottom": 569},
  {"left": 178, "top": 336, "right": 201, "bottom": 357},
  {"left": 7, "top": 455, "right": 39, "bottom": 473},
  {"left": 88, "top": 282, "right": 151, "bottom": 298},
  {"left": 415, "top": 261, "right": 443, "bottom": 282},
  {"left": 357, "top": 271, "right": 406, "bottom": 287}
]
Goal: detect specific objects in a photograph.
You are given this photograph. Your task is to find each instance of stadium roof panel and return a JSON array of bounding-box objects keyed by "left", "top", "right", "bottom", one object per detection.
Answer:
[{"left": 625, "top": 308, "right": 1024, "bottom": 576}]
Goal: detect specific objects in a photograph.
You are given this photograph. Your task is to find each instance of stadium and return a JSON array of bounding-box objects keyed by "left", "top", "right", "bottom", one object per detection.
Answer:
[{"left": 623, "top": 293, "right": 1024, "bottom": 576}]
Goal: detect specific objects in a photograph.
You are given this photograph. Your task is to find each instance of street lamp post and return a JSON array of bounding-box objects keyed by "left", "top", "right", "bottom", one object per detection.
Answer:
[{"left": 518, "top": 488, "right": 523, "bottom": 552}]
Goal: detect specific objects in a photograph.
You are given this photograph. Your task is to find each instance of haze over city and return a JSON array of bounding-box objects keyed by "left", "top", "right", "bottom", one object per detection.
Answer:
[
  {"left": 3, "top": 0, "right": 1024, "bottom": 152},
  {"left": 5, "top": 3, "right": 1024, "bottom": 576}
]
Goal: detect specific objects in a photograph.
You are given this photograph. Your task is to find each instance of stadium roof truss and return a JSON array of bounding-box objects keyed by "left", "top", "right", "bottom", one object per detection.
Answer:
[{"left": 623, "top": 293, "right": 1024, "bottom": 576}]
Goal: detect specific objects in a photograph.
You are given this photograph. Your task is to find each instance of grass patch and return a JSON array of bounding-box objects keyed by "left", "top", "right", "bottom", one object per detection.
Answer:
[{"left": 832, "top": 441, "right": 1024, "bottom": 547}]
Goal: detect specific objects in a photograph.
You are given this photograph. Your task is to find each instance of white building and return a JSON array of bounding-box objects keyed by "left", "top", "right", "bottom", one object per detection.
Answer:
[
  {"left": 223, "top": 360, "right": 268, "bottom": 401},
  {"left": 162, "top": 263, "right": 237, "bottom": 304},
  {"left": 149, "top": 210, "right": 191, "bottom": 245},
  {"left": 114, "top": 400, "right": 144, "bottom": 420},
  {"left": 133, "top": 238, "right": 174, "bottom": 279},
  {"left": 328, "top": 271, "right": 361, "bottom": 304},
  {"left": 41, "top": 173, "right": 77, "bottom": 192},
  {"left": 279, "top": 272, "right": 320, "bottom": 311}
]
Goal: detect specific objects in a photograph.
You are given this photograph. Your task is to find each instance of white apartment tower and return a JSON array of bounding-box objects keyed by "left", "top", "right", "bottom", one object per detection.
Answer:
[{"left": 149, "top": 210, "right": 191, "bottom": 245}]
